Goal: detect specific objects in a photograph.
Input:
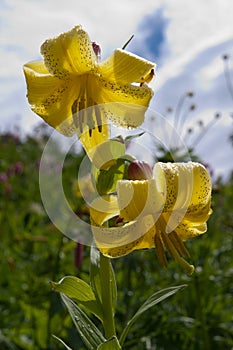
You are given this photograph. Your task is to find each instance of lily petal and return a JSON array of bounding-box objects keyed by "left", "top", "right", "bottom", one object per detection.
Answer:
[
  {"left": 24, "top": 60, "right": 49, "bottom": 74},
  {"left": 117, "top": 179, "right": 164, "bottom": 221},
  {"left": 171, "top": 163, "right": 212, "bottom": 225},
  {"left": 174, "top": 218, "right": 208, "bottom": 240},
  {"left": 154, "top": 162, "right": 192, "bottom": 211},
  {"left": 95, "top": 77, "right": 154, "bottom": 128},
  {"left": 92, "top": 215, "right": 155, "bottom": 257},
  {"left": 99, "top": 48, "right": 155, "bottom": 84},
  {"left": 41, "top": 25, "right": 96, "bottom": 78},
  {"left": 188, "top": 163, "right": 212, "bottom": 206},
  {"left": 79, "top": 123, "right": 110, "bottom": 160},
  {"left": 153, "top": 162, "right": 212, "bottom": 232},
  {"left": 90, "top": 195, "right": 119, "bottom": 226},
  {"left": 23, "top": 63, "right": 78, "bottom": 135}
]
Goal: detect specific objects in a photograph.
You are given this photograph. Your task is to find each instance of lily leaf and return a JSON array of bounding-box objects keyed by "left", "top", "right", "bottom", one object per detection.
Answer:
[
  {"left": 97, "top": 336, "right": 121, "bottom": 349},
  {"left": 51, "top": 276, "right": 103, "bottom": 321},
  {"left": 92, "top": 138, "right": 125, "bottom": 170},
  {"left": 90, "top": 246, "right": 117, "bottom": 313},
  {"left": 61, "top": 294, "right": 106, "bottom": 349},
  {"left": 119, "top": 284, "right": 187, "bottom": 346},
  {"left": 90, "top": 246, "right": 102, "bottom": 305},
  {"left": 124, "top": 131, "right": 145, "bottom": 146},
  {"left": 52, "top": 335, "right": 73, "bottom": 350},
  {"left": 92, "top": 138, "right": 126, "bottom": 195},
  {"left": 96, "top": 159, "right": 125, "bottom": 195}
]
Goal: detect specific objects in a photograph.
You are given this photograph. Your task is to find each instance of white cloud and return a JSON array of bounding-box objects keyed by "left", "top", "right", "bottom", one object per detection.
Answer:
[
  {"left": 1, "top": 0, "right": 162, "bottom": 55},
  {"left": 0, "top": 0, "right": 233, "bottom": 177},
  {"left": 163, "top": 0, "right": 233, "bottom": 59}
]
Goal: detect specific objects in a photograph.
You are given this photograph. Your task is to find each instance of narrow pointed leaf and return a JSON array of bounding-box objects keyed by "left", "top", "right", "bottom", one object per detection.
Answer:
[
  {"left": 61, "top": 294, "right": 106, "bottom": 349},
  {"left": 96, "top": 159, "right": 125, "bottom": 195},
  {"left": 90, "top": 245, "right": 102, "bottom": 304},
  {"left": 52, "top": 335, "right": 73, "bottom": 350},
  {"left": 98, "top": 336, "right": 121, "bottom": 349},
  {"left": 51, "top": 276, "right": 103, "bottom": 321},
  {"left": 124, "top": 131, "right": 145, "bottom": 146},
  {"left": 90, "top": 246, "right": 117, "bottom": 312},
  {"left": 119, "top": 285, "right": 187, "bottom": 346}
]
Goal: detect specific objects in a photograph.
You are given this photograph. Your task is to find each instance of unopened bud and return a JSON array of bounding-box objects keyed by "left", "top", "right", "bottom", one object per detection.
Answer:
[
  {"left": 74, "top": 242, "right": 84, "bottom": 269},
  {"left": 92, "top": 42, "right": 101, "bottom": 60},
  {"left": 128, "top": 160, "right": 153, "bottom": 180}
]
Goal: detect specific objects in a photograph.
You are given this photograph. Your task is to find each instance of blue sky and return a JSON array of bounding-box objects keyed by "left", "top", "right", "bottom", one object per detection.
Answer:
[{"left": 0, "top": 0, "right": 232, "bottom": 179}]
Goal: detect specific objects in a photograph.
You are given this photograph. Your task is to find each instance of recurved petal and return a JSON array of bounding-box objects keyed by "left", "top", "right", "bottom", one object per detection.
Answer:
[
  {"left": 99, "top": 48, "right": 155, "bottom": 84},
  {"left": 153, "top": 162, "right": 210, "bottom": 210},
  {"left": 168, "top": 162, "right": 212, "bottom": 228},
  {"left": 153, "top": 162, "right": 212, "bottom": 232},
  {"left": 23, "top": 64, "right": 78, "bottom": 136},
  {"left": 95, "top": 77, "right": 154, "bottom": 128},
  {"left": 183, "top": 201, "right": 212, "bottom": 225},
  {"left": 92, "top": 215, "right": 155, "bottom": 257},
  {"left": 188, "top": 163, "right": 212, "bottom": 206},
  {"left": 41, "top": 25, "right": 96, "bottom": 78},
  {"left": 117, "top": 179, "right": 164, "bottom": 221},
  {"left": 24, "top": 60, "right": 49, "bottom": 74},
  {"left": 173, "top": 217, "right": 208, "bottom": 241},
  {"left": 90, "top": 195, "right": 119, "bottom": 226},
  {"left": 153, "top": 162, "right": 190, "bottom": 211}
]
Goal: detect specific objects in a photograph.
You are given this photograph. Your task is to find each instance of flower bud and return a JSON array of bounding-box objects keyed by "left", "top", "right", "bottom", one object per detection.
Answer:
[
  {"left": 128, "top": 160, "right": 153, "bottom": 180},
  {"left": 74, "top": 242, "right": 84, "bottom": 269},
  {"left": 92, "top": 42, "right": 101, "bottom": 60}
]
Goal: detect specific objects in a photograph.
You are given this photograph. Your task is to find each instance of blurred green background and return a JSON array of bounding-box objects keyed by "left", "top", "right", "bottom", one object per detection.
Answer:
[{"left": 0, "top": 124, "right": 233, "bottom": 350}]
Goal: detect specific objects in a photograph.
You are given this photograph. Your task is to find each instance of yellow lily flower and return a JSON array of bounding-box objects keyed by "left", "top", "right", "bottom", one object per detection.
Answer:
[
  {"left": 90, "top": 162, "right": 212, "bottom": 275},
  {"left": 23, "top": 25, "right": 155, "bottom": 157}
]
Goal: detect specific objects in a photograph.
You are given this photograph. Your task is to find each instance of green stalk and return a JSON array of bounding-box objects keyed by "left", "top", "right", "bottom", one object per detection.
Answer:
[
  {"left": 99, "top": 253, "right": 116, "bottom": 339},
  {"left": 194, "top": 275, "right": 210, "bottom": 350}
]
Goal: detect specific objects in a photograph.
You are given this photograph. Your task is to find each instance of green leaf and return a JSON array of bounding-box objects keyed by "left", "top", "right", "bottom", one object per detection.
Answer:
[
  {"left": 96, "top": 159, "right": 125, "bottom": 195},
  {"left": 97, "top": 336, "right": 121, "bottom": 349},
  {"left": 124, "top": 131, "right": 145, "bottom": 146},
  {"left": 61, "top": 294, "right": 106, "bottom": 349},
  {"left": 91, "top": 139, "right": 126, "bottom": 195},
  {"left": 52, "top": 335, "right": 73, "bottom": 350},
  {"left": 90, "top": 247, "right": 117, "bottom": 313},
  {"left": 92, "top": 138, "right": 125, "bottom": 170},
  {"left": 119, "top": 285, "right": 187, "bottom": 346},
  {"left": 90, "top": 246, "right": 102, "bottom": 305},
  {"left": 51, "top": 276, "right": 103, "bottom": 321}
]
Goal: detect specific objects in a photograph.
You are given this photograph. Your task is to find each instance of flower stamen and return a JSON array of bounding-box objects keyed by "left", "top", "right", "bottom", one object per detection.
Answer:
[
  {"left": 169, "top": 231, "right": 190, "bottom": 258},
  {"left": 72, "top": 96, "right": 103, "bottom": 137},
  {"left": 160, "top": 230, "right": 194, "bottom": 275},
  {"left": 154, "top": 231, "right": 168, "bottom": 268}
]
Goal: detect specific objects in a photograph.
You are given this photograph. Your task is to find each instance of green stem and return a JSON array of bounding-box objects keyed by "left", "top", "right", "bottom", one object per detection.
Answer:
[
  {"left": 194, "top": 275, "right": 210, "bottom": 350},
  {"left": 99, "top": 253, "right": 116, "bottom": 339}
]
